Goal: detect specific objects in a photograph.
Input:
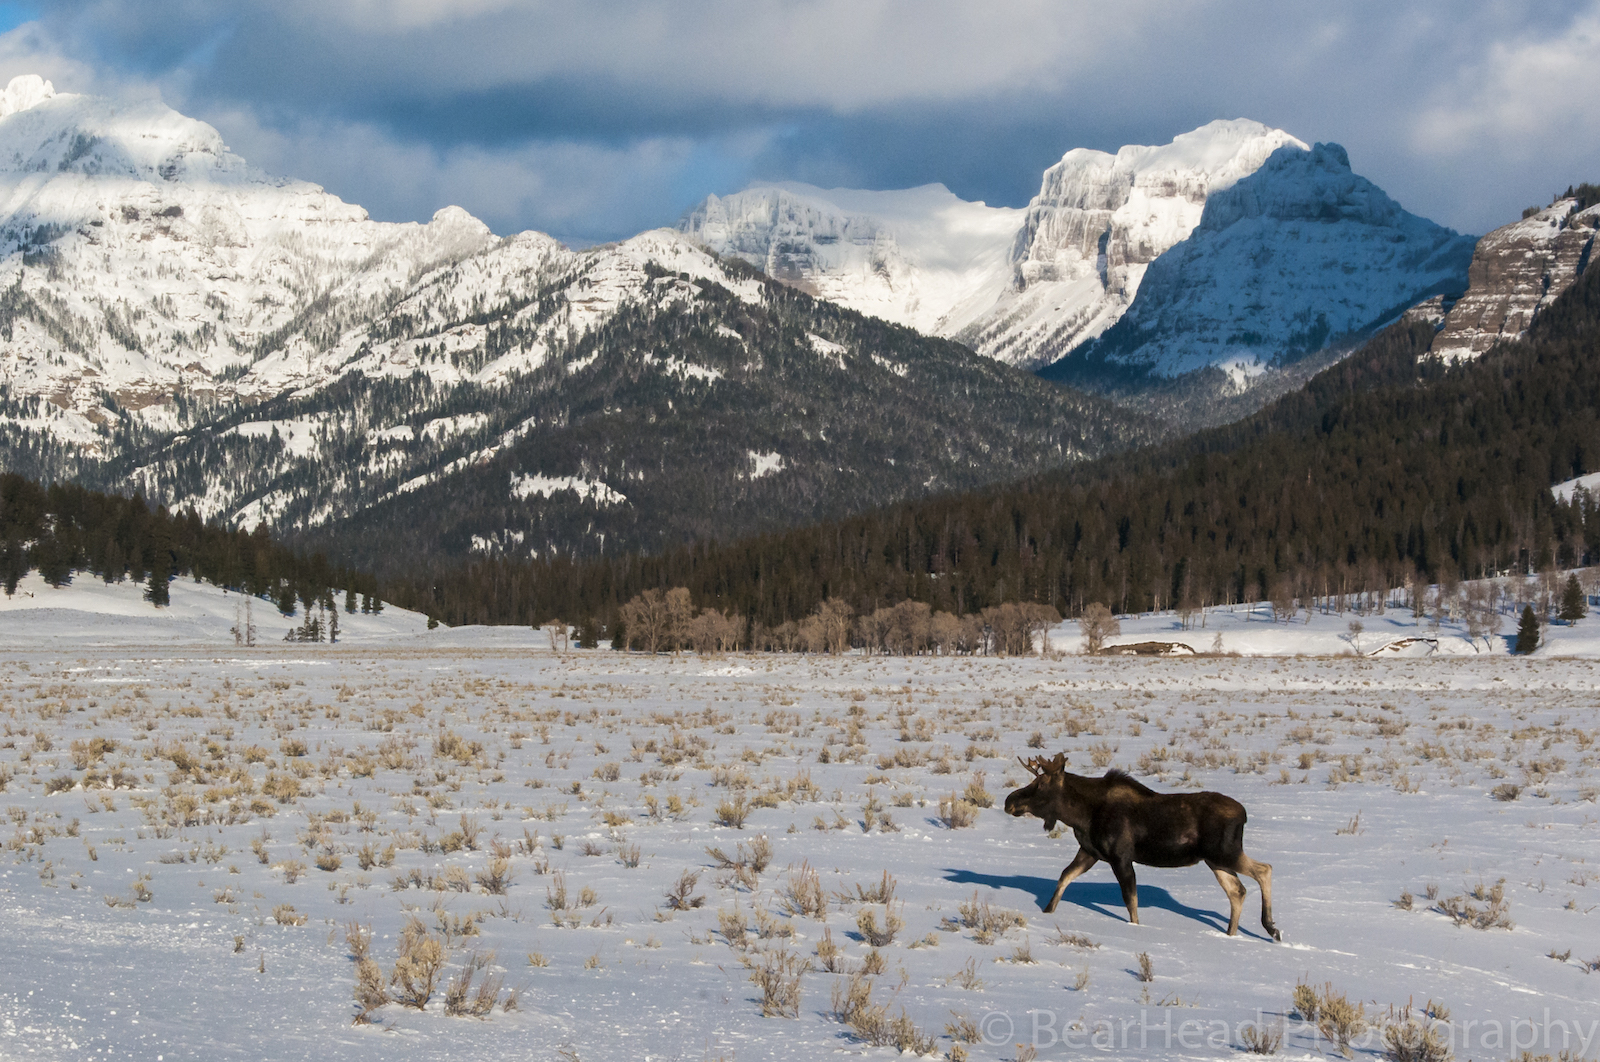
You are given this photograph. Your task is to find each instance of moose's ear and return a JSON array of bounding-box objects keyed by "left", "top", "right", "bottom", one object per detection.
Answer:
[{"left": 1017, "top": 756, "right": 1040, "bottom": 776}]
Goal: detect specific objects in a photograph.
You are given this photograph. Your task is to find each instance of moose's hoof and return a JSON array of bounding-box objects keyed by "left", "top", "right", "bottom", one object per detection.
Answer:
[
  {"left": 1267, "top": 925, "right": 1282, "bottom": 942},
  {"left": 1042, "top": 901, "right": 1058, "bottom": 914}
]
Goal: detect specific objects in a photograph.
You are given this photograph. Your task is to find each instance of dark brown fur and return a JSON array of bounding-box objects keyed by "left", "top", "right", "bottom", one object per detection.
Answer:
[{"left": 1004, "top": 752, "right": 1281, "bottom": 940}]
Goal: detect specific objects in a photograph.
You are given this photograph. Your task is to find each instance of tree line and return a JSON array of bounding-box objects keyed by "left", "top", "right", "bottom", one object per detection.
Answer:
[
  {"left": 377, "top": 254, "right": 1600, "bottom": 632},
  {"left": 594, "top": 589, "right": 1059, "bottom": 656},
  {"left": 6, "top": 237, "right": 1599, "bottom": 636},
  {"left": 0, "top": 474, "right": 379, "bottom": 616}
]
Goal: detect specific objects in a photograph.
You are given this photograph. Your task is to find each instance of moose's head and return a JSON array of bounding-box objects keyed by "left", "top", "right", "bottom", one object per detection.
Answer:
[{"left": 1004, "top": 752, "right": 1069, "bottom": 828}]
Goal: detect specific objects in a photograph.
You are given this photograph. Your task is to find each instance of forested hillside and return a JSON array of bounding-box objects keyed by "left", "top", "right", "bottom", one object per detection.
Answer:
[
  {"left": 0, "top": 475, "right": 373, "bottom": 615},
  {"left": 379, "top": 252, "right": 1600, "bottom": 629}
]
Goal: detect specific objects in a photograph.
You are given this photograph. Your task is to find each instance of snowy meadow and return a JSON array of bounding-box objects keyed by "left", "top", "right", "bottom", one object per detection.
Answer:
[{"left": 0, "top": 582, "right": 1597, "bottom": 1061}]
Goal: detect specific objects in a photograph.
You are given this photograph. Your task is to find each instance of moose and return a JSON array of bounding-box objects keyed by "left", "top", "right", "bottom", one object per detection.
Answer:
[{"left": 1004, "top": 752, "right": 1281, "bottom": 941}]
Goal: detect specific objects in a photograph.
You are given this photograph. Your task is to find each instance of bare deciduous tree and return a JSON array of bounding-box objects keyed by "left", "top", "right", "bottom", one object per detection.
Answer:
[
  {"left": 1078, "top": 603, "right": 1119, "bottom": 655},
  {"left": 620, "top": 589, "right": 672, "bottom": 653}
]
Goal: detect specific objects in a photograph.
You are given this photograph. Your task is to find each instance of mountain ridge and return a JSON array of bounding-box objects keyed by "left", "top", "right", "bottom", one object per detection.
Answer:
[{"left": 0, "top": 75, "right": 1155, "bottom": 566}]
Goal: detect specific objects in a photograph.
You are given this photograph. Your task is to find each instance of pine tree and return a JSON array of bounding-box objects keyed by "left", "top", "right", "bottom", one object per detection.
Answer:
[
  {"left": 145, "top": 550, "right": 170, "bottom": 607},
  {"left": 1, "top": 538, "right": 24, "bottom": 596},
  {"left": 1559, "top": 574, "right": 1587, "bottom": 623},
  {"left": 345, "top": 586, "right": 357, "bottom": 614},
  {"left": 1515, "top": 605, "right": 1541, "bottom": 653}
]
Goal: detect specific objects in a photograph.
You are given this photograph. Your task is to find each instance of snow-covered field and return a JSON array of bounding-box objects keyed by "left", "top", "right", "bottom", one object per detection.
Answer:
[{"left": 1, "top": 579, "right": 1598, "bottom": 1061}]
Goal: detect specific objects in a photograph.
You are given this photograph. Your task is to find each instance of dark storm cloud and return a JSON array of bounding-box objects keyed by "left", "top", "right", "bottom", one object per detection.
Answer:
[{"left": 2, "top": 1, "right": 1597, "bottom": 242}]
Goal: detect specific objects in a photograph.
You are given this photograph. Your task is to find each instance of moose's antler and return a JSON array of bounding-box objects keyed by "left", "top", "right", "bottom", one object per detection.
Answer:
[{"left": 1019, "top": 752, "right": 1068, "bottom": 776}]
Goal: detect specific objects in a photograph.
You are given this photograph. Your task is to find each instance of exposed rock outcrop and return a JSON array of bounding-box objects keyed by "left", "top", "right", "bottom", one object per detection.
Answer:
[{"left": 1429, "top": 199, "right": 1599, "bottom": 360}]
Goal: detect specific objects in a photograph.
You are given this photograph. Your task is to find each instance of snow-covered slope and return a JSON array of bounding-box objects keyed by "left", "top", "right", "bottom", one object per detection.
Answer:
[
  {"left": 0, "top": 76, "right": 1153, "bottom": 557},
  {"left": 953, "top": 119, "right": 1308, "bottom": 369},
  {"left": 1429, "top": 197, "right": 1599, "bottom": 361},
  {"left": 0, "top": 570, "right": 429, "bottom": 645},
  {"left": 0, "top": 75, "right": 499, "bottom": 447},
  {"left": 679, "top": 182, "right": 1022, "bottom": 335},
  {"left": 1056, "top": 142, "right": 1477, "bottom": 381},
  {"left": 2, "top": 629, "right": 1597, "bottom": 1061},
  {"left": 680, "top": 121, "right": 1305, "bottom": 371},
  {"left": 680, "top": 122, "right": 1473, "bottom": 386}
]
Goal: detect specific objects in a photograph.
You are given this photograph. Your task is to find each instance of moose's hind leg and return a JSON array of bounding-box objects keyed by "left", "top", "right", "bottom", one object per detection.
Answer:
[
  {"left": 1208, "top": 863, "right": 1246, "bottom": 935},
  {"left": 1109, "top": 858, "right": 1140, "bottom": 925},
  {"left": 1236, "top": 854, "right": 1280, "bottom": 941},
  {"left": 1044, "top": 848, "right": 1099, "bottom": 913}
]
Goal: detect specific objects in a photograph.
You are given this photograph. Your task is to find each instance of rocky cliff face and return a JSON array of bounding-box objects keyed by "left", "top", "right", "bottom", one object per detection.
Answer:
[
  {"left": 952, "top": 119, "right": 1306, "bottom": 368},
  {"left": 1429, "top": 199, "right": 1599, "bottom": 360},
  {"left": 681, "top": 121, "right": 1475, "bottom": 390},
  {"left": 680, "top": 121, "right": 1304, "bottom": 370}
]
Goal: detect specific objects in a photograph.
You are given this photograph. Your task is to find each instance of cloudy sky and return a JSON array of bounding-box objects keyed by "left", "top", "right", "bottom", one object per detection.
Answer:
[{"left": 3, "top": 1, "right": 1597, "bottom": 244}]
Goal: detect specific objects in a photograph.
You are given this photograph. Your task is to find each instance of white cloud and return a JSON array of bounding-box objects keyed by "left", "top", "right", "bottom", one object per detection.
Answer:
[
  {"left": 1414, "top": 7, "right": 1600, "bottom": 151},
  {"left": 1, "top": 1, "right": 1598, "bottom": 239},
  {"left": 206, "top": 105, "right": 757, "bottom": 241}
]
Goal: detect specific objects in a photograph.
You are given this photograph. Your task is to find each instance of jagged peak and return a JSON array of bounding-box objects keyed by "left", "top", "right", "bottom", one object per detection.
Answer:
[{"left": 0, "top": 75, "right": 54, "bottom": 119}]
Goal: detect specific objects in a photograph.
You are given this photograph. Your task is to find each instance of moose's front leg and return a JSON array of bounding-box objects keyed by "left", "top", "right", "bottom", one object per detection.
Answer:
[
  {"left": 1044, "top": 848, "right": 1099, "bottom": 913},
  {"left": 1110, "top": 858, "right": 1140, "bottom": 925}
]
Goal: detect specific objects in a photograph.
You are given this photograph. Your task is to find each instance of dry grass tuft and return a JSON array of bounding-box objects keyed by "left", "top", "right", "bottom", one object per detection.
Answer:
[
  {"left": 1240, "top": 1020, "right": 1284, "bottom": 1054},
  {"left": 816, "top": 926, "right": 847, "bottom": 973},
  {"left": 662, "top": 869, "right": 705, "bottom": 911},
  {"left": 946, "top": 956, "right": 984, "bottom": 991},
  {"left": 345, "top": 921, "right": 372, "bottom": 961},
  {"left": 830, "top": 972, "right": 936, "bottom": 1053},
  {"left": 855, "top": 905, "right": 903, "bottom": 947},
  {"left": 938, "top": 793, "right": 979, "bottom": 829},
  {"left": 781, "top": 860, "right": 827, "bottom": 920},
  {"left": 714, "top": 794, "right": 750, "bottom": 829},
  {"left": 944, "top": 891, "right": 1025, "bottom": 942},
  {"left": 443, "top": 953, "right": 505, "bottom": 1018},
  {"left": 748, "top": 947, "right": 809, "bottom": 1018},
  {"left": 1434, "top": 879, "right": 1513, "bottom": 930},
  {"left": 476, "top": 857, "right": 515, "bottom": 894},
  {"left": 1300, "top": 983, "right": 1366, "bottom": 1058},
  {"left": 1379, "top": 1000, "right": 1451, "bottom": 1062},
  {"left": 390, "top": 918, "right": 447, "bottom": 1009},
  {"left": 272, "top": 903, "right": 307, "bottom": 926},
  {"left": 352, "top": 958, "right": 389, "bottom": 1023}
]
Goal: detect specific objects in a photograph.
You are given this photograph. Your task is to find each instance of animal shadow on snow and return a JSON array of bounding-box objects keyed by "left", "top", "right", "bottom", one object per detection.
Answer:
[{"left": 942, "top": 867, "right": 1259, "bottom": 938}]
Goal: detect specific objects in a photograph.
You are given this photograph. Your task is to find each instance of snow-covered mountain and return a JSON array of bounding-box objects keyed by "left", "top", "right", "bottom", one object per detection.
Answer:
[
  {"left": 681, "top": 121, "right": 1303, "bottom": 369},
  {"left": 680, "top": 121, "right": 1476, "bottom": 387},
  {"left": 953, "top": 119, "right": 1308, "bottom": 369},
  {"left": 0, "top": 75, "right": 1151, "bottom": 561},
  {"left": 0, "top": 75, "right": 502, "bottom": 447},
  {"left": 1053, "top": 142, "right": 1478, "bottom": 384},
  {"left": 678, "top": 182, "right": 1022, "bottom": 336}
]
